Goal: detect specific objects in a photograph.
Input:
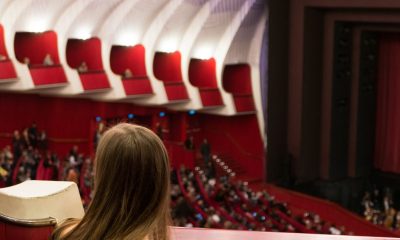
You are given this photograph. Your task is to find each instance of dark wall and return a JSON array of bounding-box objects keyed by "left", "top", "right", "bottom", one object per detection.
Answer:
[
  {"left": 266, "top": 0, "right": 289, "bottom": 183},
  {"left": 300, "top": 8, "right": 324, "bottom": 182}
]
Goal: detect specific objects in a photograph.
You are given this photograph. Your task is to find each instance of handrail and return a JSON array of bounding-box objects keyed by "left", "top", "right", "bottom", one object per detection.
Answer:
[{"left": 0, "top": 213, "right": 56, "bottom": 226}]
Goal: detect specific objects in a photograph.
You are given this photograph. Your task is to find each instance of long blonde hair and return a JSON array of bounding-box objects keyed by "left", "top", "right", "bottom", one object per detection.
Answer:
[{"left": 52, "top": 123, "right": 171, "bottom": 240}]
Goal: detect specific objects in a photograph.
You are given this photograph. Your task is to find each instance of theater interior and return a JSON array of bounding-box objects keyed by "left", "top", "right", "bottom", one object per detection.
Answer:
[{"left": 0, "top": 0, "right": 400, "bottom": 239}]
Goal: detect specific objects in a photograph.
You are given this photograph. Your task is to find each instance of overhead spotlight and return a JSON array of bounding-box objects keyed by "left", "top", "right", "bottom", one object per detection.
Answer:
[
  {"left": 188, "top": 109, "right": 196, "bottom": 116},
  {"left": 95, "top": 116, "right": 102, "bottom": 122},
  {"left": 159, "top": 112, "right": 166, "bottom": 117},
  {"left": 127, "top": 113, "right": 135, "bottom": 119}
]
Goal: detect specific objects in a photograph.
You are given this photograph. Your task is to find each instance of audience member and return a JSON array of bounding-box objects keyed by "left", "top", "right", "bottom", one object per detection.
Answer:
[
  {"left": 123, "top": 68, "right": 133, "bottom": 78},
  {"left": 77, "top": 61, "right": 88, "bottom": 73},
  {"left": 43, "top": 53, "right": 55, "bottom": 66}
]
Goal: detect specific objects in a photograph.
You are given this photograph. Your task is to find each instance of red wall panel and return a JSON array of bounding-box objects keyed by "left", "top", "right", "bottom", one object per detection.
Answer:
[
  {"left": 66, "top": 38, "right": 103, "bottom": 71},
  {"left": 110, "top": 45, "right": 147, "bottom": 76},
  {"left": 153, "top": 51, "right": 183, "bottom": 82},
  {"left": 198, "top": 114, "right": 264, "bottom": 180},
  {"left": 0, "top": 93, "right": 155, "bottom": 156},
  {"left": 0, "top": 93, "right": 264, "bottom": 179},
  {"left": 188, "top": 58, "right": 218, "bottom": 88},
  {"left": 14, "top": 31, "right": 60, "bottom": 65}
]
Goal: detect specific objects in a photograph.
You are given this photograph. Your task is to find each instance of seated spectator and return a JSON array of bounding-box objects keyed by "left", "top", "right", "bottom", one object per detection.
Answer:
[
  {"left": 123, "top": 68, "right": 133, "bottom": 78},
  {"left": 77, "top": 61, "right": 88, "bottom": 73},
  {"left": 43, "top": 53, "right": 55, "bottom": 66},
  {"left": 23, "top": 57, "right": 30, "bottom": 66}
]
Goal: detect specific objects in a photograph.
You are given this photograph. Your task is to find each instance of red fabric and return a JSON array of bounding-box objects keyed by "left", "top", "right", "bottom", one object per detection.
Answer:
[
  {"left": 122, "top": 77, "right": 153, "bottom": 95},
  {"left": 0, "top": 24, "right": 8, "bottom": 57},
  {"left": 29, "top": 65, "right": 68, "bottom": 86},
  {"left": 375, "top": 34, "right": 400, "bottom": 173},
  {"left": 153, "top": 51, "right": 183, "bottom": 82},
  {"left": 164, "top": 82, "right": 189, "bottom": 100},
  {"left": 199, "top": 88, "right": 223, "bottom": 106},
  {"left": 66, "top": 38, "right": 103, "bottom": 71},
  {"left": 188, "top": 58, "right": 217, "bottom": 88},
  {"left": 223, "top": 64, "right": 252, "bottom": 94},
  {"left": 14, "top": 31, "right": 60, "bottom": 65},
  {"left": 0, "top": 60, "right": 17, "bottom": 80},
  {"left": 79, "top": 71, "right": 110, "bottom": 91},
  {"left": 110, "top": 45, "right": 147, "bottom": 76},
  {"left": 0, "top": 221, "right": 53, "bottom": 240}
]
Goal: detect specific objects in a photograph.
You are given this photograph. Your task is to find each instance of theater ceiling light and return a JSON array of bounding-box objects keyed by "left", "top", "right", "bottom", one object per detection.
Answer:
[
  {"left": 115, "top": 32, "right": 139, "bottom": 47},
  {"left": 159, "top": 37, "right": 178, "bottom": 53},
  {"left": 75, "top": 27, "right": 91, "bottom": 40},
  {"left": 26, "top": 18, "right": 48, "bottom": 33},
  {"left": 193, "top": 45, "right": 214, "bottom": 60}
]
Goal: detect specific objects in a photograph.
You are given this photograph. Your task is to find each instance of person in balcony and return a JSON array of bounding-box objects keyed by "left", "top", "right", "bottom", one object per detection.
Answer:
[
  {"left": 52, "top": 123, "right": 171, "bottom": 240},
  {"left": 77, "top": 61, "right": 88, "bottom": 73},
  {"left": 23, "top": 57, "right": 30, "bottom": 66},
  {"left": 123, "top": 68, "right": 133, "bottom": 78},
  {"left": 43, "top": 53, "right": 55, "bottom": 66}
]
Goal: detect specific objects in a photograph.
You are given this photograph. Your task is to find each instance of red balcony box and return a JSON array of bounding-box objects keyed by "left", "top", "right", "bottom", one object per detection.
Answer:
[
  {"left": 79, "top": 71, "right": 110, "bottom": 91},
  {"left": 234, "top": 94, "right": 255, "bottom": 112},
  {"left": 122, "top": 76, "right": 153, "bottom": 96},
  {"left": 164, "top": 82, "right": 189, "bottom": 101},
  {"left": 199, "top": 88, "right": 223, "bottom": 107},
  {"left": 0, "top": 60, "right": 17, "bottom": 80},
  {"left": 29, "top": 65, "right": 68, "bottom": 86}
]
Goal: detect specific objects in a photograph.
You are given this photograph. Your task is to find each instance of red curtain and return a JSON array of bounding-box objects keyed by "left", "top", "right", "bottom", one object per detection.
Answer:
[{"left": 375, "top": 33, "right": 400, "bottom": 173}]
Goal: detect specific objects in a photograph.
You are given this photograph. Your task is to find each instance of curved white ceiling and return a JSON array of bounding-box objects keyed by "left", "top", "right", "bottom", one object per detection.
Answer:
[{"left": 0, "top": 0, "right": 267, "bottom": 117}]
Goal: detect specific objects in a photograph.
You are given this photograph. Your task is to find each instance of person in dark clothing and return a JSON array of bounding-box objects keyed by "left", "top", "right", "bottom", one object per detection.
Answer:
[
  {"left": 28, "top": 122, "right": 38, "bottom": 148},
  {"left": 184, "top": 136, "right": 195, "bottom": 150},
  {"left": 200, "top": 139, "right": 211, "bottom": 164},
  {"left": 12, "top": 130, "right": 23, "bottom": 165}
]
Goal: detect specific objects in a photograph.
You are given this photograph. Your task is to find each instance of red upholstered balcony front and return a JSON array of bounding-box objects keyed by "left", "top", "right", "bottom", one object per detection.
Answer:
[
  {"left": 122, "top": 76, "right": 153, "bottom": 96},
  {"left": 0, "top": 60, "right": 17, "bottom": 80},
  {"left": 234, "top": 94, "right": 255, "bottom": 112},
  {"left": 79, "top": 71, "right": 110, "bottom": 91},
  {"left": 164, "top": 82, "right": 189, "bottom": 101},
  {"left": 199, "top": 88, "right": 223, "bottom": 107},
  {"left": 29, "top": 65, "right": 68, "bottom": 86}
]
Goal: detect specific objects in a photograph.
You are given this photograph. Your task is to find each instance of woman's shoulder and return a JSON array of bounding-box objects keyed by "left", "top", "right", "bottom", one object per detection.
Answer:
[{"left": 51, "top": 218, "right": 80, "bottom": 240}]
